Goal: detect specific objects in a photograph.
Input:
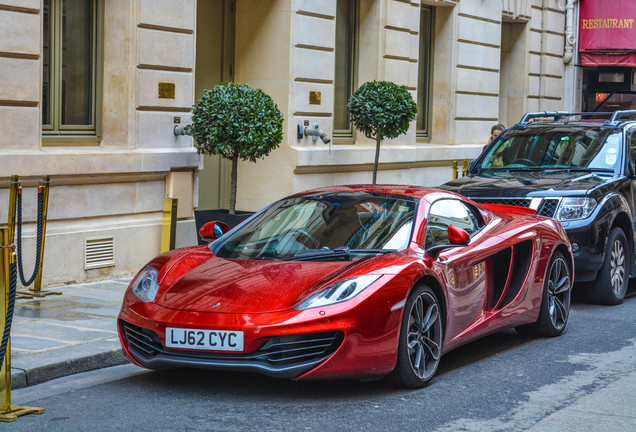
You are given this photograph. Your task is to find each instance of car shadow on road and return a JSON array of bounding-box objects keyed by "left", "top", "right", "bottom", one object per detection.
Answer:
[
  {"left": 129, "top": 285, "right": 636, "bottom": 399},
  {"left": 129, "top": 327, "right": 536, "bottom": 400},
  {"left": 572, "top": 280, "right": 636, "bottom": 303}
]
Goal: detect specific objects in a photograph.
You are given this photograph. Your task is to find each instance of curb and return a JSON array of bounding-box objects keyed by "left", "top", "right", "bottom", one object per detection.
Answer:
[{"left": 10, "top": 340, "right": 129, "bottom": 389}]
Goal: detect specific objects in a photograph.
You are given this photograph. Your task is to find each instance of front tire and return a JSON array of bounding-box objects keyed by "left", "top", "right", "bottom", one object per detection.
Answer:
[
  {"left": 388, "top": 285, "right": 443, "bottom": 388},
  {"left": 517, "top": 251, "right": 571, "bottom": 337},
  {"left": 589, "top": 227, "right": 628, "bottom": 305}
]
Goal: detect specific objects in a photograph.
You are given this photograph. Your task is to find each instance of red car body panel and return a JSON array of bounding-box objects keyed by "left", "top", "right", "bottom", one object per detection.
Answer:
[
  {"left": 118, "top": 185, "right": 573, "bottom": 381},
  {"left": 480, "top": 203, "right": 537, "bottom": 217}
]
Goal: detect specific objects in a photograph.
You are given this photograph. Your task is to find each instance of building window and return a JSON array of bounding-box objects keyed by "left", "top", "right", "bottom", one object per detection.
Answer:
[
  {"left": 43, "top": 0, "right": 101, "bottom": 140},
  {"left": 416, "top": 5, "right": 434, "bottom": 140},
  {"left": 333, "top": 0, "right": 358, "bottom": 143}
]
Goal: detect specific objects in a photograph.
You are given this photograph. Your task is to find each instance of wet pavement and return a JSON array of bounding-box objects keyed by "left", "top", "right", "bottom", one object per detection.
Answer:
[{"left": 9, "top": 279, "right": 131, "bottom": 388}]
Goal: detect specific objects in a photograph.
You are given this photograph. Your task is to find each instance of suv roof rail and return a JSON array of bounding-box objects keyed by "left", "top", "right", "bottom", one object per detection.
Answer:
[
  {"left": 605, "top": 110, "right": 636, "bottom": 126},
  {"left": 519, "top": 111, "right": 570, "bottom": 123},
  {"left": 518, "top": 111, "right": 636, "bottom": 125}
]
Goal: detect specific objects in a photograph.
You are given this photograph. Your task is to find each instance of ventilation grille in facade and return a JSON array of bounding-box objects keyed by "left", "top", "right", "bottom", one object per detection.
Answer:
[{"left": 85, "top": 238, "right": 115, "bottom": 270}]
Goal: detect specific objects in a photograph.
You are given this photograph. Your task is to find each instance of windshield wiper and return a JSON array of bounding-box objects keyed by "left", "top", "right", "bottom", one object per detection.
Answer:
[
  {"left": 484, "top": 167, "right": 614, "bottom": 174},
  {"left": 482, "top": 167, "right": 545, "bottom": 172},
  {"left": 543, "top": 167, "right": 614, "bottom": 173},
  {"left": 287, "top": 246, "right": 396, "bottom": 262}
]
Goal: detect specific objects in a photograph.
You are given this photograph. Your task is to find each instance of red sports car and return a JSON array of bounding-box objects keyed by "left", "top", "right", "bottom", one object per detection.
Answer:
[{"left": 118, "top": 185, "right": 573, "bottom": 388}]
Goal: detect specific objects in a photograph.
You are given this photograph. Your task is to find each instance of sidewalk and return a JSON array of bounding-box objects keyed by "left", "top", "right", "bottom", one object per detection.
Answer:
[{"left": 9, "top": 279, "right": 131, "bottom": 389}]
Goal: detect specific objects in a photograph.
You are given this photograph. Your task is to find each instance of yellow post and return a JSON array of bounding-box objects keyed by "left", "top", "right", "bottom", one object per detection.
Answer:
[
  {"left": 462, "top": 160, "right": 469, "bottom": 176},
  {"left": 0, "top": 229, "right": 45, "bottom": 421},
  {"left": 0, "top": 229, "right": 10, "bottom": 412},
  {"left": 7, "top": 176, "right": 18, "bottom": 245},
  {"left": 161, "top": 198, "right": 178, "bottom": 253},
  {"left": 452, "top": 161, "right": 458, "bottom": 179},
  {"left": 32, "top": 176, "right": 50, "bottom": 293}
]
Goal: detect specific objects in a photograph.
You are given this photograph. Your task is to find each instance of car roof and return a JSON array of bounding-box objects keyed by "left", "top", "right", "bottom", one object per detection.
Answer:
[{"left": 291, "top": 184, "right": 448, "bottom": 200}]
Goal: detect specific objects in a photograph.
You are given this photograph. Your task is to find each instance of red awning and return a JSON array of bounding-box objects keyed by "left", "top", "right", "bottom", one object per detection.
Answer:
[
  {"left": 580, "top": 52, "right": 636, "bottom": 67},
  {"left": 579, "top": 0, "right": 636, "bottom": 66}
]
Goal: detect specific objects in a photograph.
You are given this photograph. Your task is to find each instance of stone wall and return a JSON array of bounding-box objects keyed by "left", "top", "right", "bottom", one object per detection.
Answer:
[
  {"left": 234, "top": 0, "right": 568, "bottom": 212},
  {"left": 0, "top": 0, "right": 199, "bottom": 287}
]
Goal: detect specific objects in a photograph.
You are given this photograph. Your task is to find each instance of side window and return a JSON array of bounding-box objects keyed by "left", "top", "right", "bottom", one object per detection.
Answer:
[
  {"left": 333, "top": 0, "right": 358, "bottom": 143},
  {"left": 629, "top": 129, "right": 636, "bottom": 175},
  {"left": 416, "top": 5, "right": 434, "bottom": 140},
  {"left": 43, "top": 0, "right": 101, "bottom": 141},
  {"left": 425, "top": 199, "right": 483, "bottom": 249}
]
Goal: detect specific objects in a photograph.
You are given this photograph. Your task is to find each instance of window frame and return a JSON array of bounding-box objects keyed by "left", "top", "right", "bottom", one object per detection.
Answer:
[
  {"left": 332, "top": 0, "right": 359, "bottom": 144},
  {"left": 416, "top": 5, "right": 434, "bottom": 141},
  {"left": 424, "top": 198, "right": 484, "bottom": 250},
  {"left": 627, "top": 127, "right": 636, "bottom": 175},
  {"left": 42, "top": 0, "right": 103, "bottom": 144}
]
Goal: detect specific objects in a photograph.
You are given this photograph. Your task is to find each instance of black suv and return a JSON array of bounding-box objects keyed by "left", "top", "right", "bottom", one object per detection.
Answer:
[{"left": 441, "top": 110, "right": 636, "bottom": 304}]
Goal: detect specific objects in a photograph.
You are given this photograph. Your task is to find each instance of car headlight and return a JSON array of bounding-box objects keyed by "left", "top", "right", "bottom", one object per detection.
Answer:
[
  {"left": 131, "top": 267, "right": 160, "bottom": 302},
  {"left": 294, "top": 275, "right": 381, "bottom": 310},
  {"left": 556, "top": 197, "right": 597, "bottom": 221}
]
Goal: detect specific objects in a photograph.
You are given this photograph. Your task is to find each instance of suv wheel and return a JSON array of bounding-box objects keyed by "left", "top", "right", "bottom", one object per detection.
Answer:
[{"left": 590, "top": 227, "right": 628, "bottom": 305}]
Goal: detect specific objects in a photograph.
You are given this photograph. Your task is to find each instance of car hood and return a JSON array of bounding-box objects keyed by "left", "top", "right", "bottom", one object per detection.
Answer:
[
  {"left": 154, "top": 248, "right": 368, "bottom": 314},
  {"left": 441, "top": 171, "right": 617, "bottom": 198}
]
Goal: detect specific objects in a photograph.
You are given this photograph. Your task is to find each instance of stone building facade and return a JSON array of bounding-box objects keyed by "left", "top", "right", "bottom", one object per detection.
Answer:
[{"left": 0, "top": 0, "right": 572, "bottom": 286}]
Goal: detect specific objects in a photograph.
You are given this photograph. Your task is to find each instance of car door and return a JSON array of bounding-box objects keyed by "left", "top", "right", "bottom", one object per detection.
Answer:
[
  {"left": 627, "top": 126, "right": 636, "bottom": 270},
  {"left": 424, "top": 198, "right": 488, "bottom": 344}
]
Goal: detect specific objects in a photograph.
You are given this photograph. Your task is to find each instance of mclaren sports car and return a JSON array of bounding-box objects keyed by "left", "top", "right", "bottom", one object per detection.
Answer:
[{"left": 118, "top": 185, "right": 573, "bottom": 388}]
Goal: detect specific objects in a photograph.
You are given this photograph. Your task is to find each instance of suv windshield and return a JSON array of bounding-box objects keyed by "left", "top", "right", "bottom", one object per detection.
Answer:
[
  {"left": 479, "top": 127, "right": 622, "bottom": 172},
  {"left": 215, "top": 192, "right": 417, "bottom": 260}
]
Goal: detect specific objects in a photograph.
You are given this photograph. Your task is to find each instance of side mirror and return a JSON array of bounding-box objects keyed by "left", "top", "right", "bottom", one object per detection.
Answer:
[
  {"left": 426, "top": 225, "right": 470, "bottom": 257},
  {"left": 448, "top": 225, "right": 470, "bottom": 245},
  {"left": 199, "top": 221, "right": 230, "bottom": 243}
]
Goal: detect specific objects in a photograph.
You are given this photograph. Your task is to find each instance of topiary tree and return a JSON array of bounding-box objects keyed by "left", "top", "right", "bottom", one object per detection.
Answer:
[
  {"left": 347, "top": 81, "right": 417, "bottom": 184},
  {"left": 188, "top": 82, "right": 284, "bottom": 214}
]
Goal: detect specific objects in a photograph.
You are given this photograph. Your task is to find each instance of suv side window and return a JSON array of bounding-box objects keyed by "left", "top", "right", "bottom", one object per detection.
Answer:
[
  {"left": 425, "top": 199, "right": 483, "bottom": 249},
  {"left": 629, "top": 129, "right": 636, "bottom": 175}
]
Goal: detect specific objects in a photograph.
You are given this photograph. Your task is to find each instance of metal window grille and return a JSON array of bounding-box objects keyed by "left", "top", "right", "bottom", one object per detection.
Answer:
[{"left": 85, "top": 237, "right": 114, "bottom": 269}]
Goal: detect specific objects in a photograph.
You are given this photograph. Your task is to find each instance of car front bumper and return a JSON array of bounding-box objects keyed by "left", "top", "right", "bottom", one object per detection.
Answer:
[
  {"left": 562, "top": 219, "right": 606, "bottom": 282},
  {"left": 118, "top": 318, "right": 345, "bottom": 379},
  {"left": 117, "top": 276, "right": 408, "bottom": 381}
]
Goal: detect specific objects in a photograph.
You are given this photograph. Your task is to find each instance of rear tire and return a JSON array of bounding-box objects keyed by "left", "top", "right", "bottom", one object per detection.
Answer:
[
  {"left": 589, "top": 228, "right": 628, "bottom": 305},
  {"left": 516, "top": 251, "right": 571, "bottom": 337},
  {"left": 387, "top": 285, "right": 443, "bottom": 388}
]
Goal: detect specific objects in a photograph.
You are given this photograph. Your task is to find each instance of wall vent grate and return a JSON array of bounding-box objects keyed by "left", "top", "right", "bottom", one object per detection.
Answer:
[{"left": 85, "top": 238, "right": 115, "bottom": 270}]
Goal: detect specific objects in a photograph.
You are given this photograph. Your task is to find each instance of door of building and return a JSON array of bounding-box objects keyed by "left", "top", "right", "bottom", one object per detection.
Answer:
[{"left": 195, "top": 0, "right": 235, "bottom": 210}]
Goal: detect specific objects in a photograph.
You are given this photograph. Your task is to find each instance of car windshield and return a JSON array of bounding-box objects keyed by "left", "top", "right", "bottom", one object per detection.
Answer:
[
  {"left": 479, "top": 127, "right": 622, "bottom": 172},
  {"left": 214, "top": 192, "right": 417, "bottom": 260}
]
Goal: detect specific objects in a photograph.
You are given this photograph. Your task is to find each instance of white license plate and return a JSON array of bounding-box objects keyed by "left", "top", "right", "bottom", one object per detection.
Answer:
[{"left": 165, "top": 328, "right": 244, "bottom": 351}]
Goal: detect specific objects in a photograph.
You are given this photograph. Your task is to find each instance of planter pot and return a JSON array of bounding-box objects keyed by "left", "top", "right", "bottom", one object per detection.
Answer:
[{"left": 194, "top": 209, "right": 254, "bottom": 245}]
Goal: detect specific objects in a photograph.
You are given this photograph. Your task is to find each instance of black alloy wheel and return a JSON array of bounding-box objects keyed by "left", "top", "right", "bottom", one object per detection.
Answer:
[
  {"left": 388, "top": 285, "right": 443, "bottom": 388},
  {"left": 590, "top": 227, "right": 628, "bottom": 305},
  {"left": 517, "top": 251, "right": 571, "bottom": 337}
]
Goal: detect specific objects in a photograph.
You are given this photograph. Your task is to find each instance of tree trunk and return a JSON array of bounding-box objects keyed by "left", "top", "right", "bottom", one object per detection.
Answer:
[
  {"left": 372, "top": 133, "right": 381, "bottom": 184},
  {"left": 229, "top": 154, "right": 238, "bottom": 215}
]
